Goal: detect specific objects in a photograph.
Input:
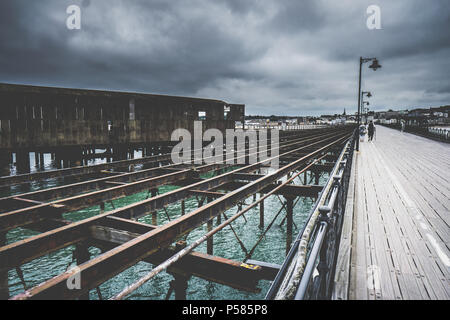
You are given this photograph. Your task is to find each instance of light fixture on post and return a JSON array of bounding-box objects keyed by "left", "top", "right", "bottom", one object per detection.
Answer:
[
  {"left": 369, "top": 58, "right": 382, "bottom": 71},
  {"left": 362, "top": 101, "right": 370, "bottom": 119},
  {"left": 362, "top": 91, "right": 372, "bottom": 98},
  {"left": 361, "top": 91, "right": 372, "bottom": 122},
  {"left": 356, "top": 57, "right": 381, "bottom": 151}
]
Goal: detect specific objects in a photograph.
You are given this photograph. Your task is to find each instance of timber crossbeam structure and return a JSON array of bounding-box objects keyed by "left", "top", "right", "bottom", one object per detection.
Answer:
[{"left": 0, "top": 126, "right": 354, "bottom": 300}]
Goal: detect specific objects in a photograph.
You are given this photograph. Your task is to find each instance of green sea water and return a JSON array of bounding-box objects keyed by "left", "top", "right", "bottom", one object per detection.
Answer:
[{"left": 4, "top": 152, "right": 329, "bottom": 300}]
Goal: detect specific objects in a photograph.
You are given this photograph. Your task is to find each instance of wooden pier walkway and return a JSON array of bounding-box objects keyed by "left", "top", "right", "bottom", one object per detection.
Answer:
[{"left": 333, "top": 125, "right": 450, "bottom": 300}]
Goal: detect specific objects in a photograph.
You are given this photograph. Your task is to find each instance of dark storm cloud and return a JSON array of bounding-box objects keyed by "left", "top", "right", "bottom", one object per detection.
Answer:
[
  {"left": 0, "top": 0, "right": 264, "bottom": 91},
  {"left": 0, "top": 0, "right": 449, "bottom": 115}
]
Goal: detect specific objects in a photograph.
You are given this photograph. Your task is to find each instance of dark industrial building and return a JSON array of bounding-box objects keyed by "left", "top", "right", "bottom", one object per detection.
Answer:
[{"left": 0, "top": 83, "right": 245, "bottom": 173}]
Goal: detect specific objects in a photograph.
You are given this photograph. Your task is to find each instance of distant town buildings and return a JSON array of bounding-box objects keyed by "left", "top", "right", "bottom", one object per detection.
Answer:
[
  {"left": 241, "top": 105, "right": 449, "bottom": 128},
  {"left": 374, "top": 105, "right": 449, "bottom": 127}
]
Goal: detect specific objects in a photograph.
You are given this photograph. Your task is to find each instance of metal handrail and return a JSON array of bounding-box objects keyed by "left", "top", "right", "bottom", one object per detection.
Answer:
[
  {"left": 266, "top": 129, "right": 356, "bottom": 300},
  {"left": 295, "top": 222, "right": 327, "bottom": 300},
  {"left": 294, "top": 134, "right": 355, "bottom": 299}
]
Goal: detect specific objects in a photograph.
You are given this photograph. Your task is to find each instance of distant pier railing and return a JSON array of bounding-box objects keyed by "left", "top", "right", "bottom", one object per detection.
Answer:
[
  {"left": 427, "top": 127, "right": 450, "bottom": 141},
  {"left": 266, "top": 130, "right": 356, "bottom": 300},
  {"left": 380, "top": 123, "right": 450, "bottom": 143}
]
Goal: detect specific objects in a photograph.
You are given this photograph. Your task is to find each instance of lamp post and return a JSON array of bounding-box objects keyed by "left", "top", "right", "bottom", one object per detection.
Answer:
[
  {"left": 361, "top": 91, "right": 372, "bottom": 123},
  {"left": 356, "top": 57, "right": 381, "bottom": 151},
  {"left": 362, "top": 101, "right": 370, "bottom": 122}
]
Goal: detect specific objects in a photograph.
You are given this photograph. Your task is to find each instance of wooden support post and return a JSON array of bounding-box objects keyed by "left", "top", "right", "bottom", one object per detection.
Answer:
[
  {"left": 304, "top": 171, "right": 307, "bottom": 185},
  {"left": 197, "top": 196, "right": 205, "bottom": 208},
  {"left": 207, "top": 219, "right": 213, "bottom": 255},
  {"left": 0, "top": 150, "right": 11, "bottom": 177},
  {"left": 106, "top": 147, "right": 111, "bottom": 163},
  {"left": 16, "top": 150, "right": 30, "bottom": 174},
  {"left": 181, "top": 200, "right": 185, "bottom": 216},
  {"left": 151, "top": 188, "right": 158, "bottom": 225},
  {"left": 113, "top": 145, "right": 128, "bottom": 163},
  {"left": 0, "top": 232, "right": 9, "bottom": 299},
  {"left": 314, "top": 168, "right": 320, "bottom": 185},
  {"left": 171, "top": 241, "right": 189, "bottom": 300},
  {"left": 54, "top": 152, "right": 62, "bottom": 169},
  {"left": 39, "top": 152, "right": 44, "bottom": 169},
  {"left": 67, "top": 146, "right": 83, "bottom": 167},
  {"left": 73, "top": 243, "right": 90, "bottom": 300},
  {"left": 206, "top": 196, "right": 213, "bottom": 255},
  {"left": 217, "top": 212, "right": 221, "bottom": 225},
  {"left": 100, "top": 202, "right": 105, "bottom": 213},
  {"left": 34, "top": 152, "right": 39, "bottom": 167},
  {"left": 173, "top": 275, "right": 188, "bottom": 300},
  {"left": 82, "top": 148, "right": 87, "bottom": 166},
  {"left": 285, "top": 195, "right": 295, "bottom": 255},
  {"left": 259, "top": 194, "right": 265, "bottom": 229}
]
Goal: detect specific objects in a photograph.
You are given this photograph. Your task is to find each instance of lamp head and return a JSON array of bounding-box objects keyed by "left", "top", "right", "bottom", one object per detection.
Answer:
[{"left": 369, "top": 58, "right": 381, "bottom": 71}]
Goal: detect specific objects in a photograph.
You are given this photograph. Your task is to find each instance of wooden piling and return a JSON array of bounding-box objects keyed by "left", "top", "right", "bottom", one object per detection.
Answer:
[
  {"left": 34, "top": 152, "right": 39, "bottom": 167},
  {"left": 74, "top": 243, "right": 91, "bottom": 300},
  {"left": 207, "top": 219, "right": 214, "bottom": 255},
  {"left": 172, "top": 241, "right": 189, "bottom": 300},
  {"left": 259, "top": 194, "right": 265, "bottom": 229},
  {"left": 207, "top": 196, "right": 213, "bottom": 255},
  {"left": 314, "top": 168, "right": 320, "bottom": 185},
  {"left": 0, "top": 151, "right": 11, "bottom": 177},
  {"left": 39, "top": 152, "right": 44, "bottom": 169},
  {"left": 217, "top": 212, "right": 221, "bottom": 225},
  {"left": 151, "top": 189, "right": 158, "bottom": 225},
  {"left": 285, "top": 196, "right": 294, "bottom": 255},
  {"left": 16, "top": 150, "right": 30, "bottom": 174}
]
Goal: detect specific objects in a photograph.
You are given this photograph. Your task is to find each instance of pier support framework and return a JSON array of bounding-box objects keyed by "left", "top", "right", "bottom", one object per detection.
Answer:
[{"left": 0, "top": 126, "right": 353, "bottom": 299}]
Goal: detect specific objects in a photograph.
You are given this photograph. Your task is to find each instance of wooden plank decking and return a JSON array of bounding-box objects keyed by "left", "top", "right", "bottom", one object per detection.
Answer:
[{"left": 333, "top": 125, "right": 449, "bottom": 300}]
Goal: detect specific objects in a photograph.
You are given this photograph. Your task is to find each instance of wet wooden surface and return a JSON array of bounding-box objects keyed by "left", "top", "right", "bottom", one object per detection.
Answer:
[{"left": 334, "top": 125, "right": 449, "bottom": 300}]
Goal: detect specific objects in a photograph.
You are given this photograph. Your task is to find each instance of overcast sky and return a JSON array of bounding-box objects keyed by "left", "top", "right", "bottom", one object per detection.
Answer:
[{"left": 0, "top": 0, "right": 449, "bottom": 116}]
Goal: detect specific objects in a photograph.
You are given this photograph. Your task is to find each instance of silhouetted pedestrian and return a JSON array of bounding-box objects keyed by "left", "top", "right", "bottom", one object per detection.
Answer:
[
  {"left": 368, "top": 121, "right": 375, "bottom": 141},
  {"left": 400, "top": 120, "right": 405, "bottom": 133}
]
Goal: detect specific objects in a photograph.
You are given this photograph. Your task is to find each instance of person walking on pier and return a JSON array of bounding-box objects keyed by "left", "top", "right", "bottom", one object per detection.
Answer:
[{"left": 368, "top": 121, "right": 375, "bottom": 141}]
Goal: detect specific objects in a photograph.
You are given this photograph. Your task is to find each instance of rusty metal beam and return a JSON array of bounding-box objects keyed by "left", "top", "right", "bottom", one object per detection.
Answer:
[
  {"left": 92, "top": 238, "right": 269, "bottom": 293},
  {"left": 188, "top": 190, "right": 226, "bottom": 198},
  {"left": 0, "top": 152, "right": 173, "bottom": 188},
  {"left": 10, "top": 132, "right": 351, "bottom": 299},
  {"left": 0, "top": 164, "right": 202, "bottom": 211},
  {"left": 89, "top": 224, "right": 274, "bottom": 292},
  {"left": 311, "top": 163, "right": 335, "bottom": 172},
  {"left": 0, "top": 128, "right": 325, "bottom": 188},
  {"left": 0, "top": 163, "right": 221, "bottom": 232},
  {"left": 2, "top": 129, "right": 334, "bottom": 209},
  {"left": 0, "top": 131, "right": 337, "bottom": 232},
  {"left": 0, "top": 131, "right": 349, "bottom": 278},
  {"left": 233, "top": 173, "right": 265, "bottom": 181},
  {"left": 218, "top": 182, "right": 323, "bottom": 198}
]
